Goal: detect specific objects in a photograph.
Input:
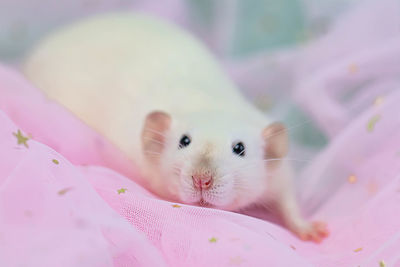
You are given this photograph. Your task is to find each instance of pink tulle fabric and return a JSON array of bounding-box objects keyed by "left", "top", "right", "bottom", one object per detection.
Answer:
[
  {"left": 0, "top": 66, "right": 311, "bottom": 266},
  {"left": 1, "top": 65, "right": 400, "bottom": 266},
  {"left": 1, "top": 0, "right": 400, "bottom": 265}
]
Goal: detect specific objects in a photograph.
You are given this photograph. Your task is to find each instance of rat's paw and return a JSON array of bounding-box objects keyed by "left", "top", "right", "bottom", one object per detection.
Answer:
[{"left": 289, "top": 221, "right": 329, "bottom": 243}]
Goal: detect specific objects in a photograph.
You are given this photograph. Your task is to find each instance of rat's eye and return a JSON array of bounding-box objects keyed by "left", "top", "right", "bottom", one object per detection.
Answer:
[
  {"left": 179, "top": 135, "right": 191, "bottom": 148},
  {"left": 232, "top": 142, "right": 245, "bottom": 157}
]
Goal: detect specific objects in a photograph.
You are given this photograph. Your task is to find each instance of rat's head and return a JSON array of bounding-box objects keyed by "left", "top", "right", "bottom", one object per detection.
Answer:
[{"left": 141, "top": 110, "right": 288, "bottom": 210}]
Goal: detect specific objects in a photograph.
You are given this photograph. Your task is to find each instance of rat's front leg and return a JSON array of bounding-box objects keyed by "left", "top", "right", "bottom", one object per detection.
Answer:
[
  {"left": 275, "top": 189, "right": 329, "bottom": 243},
  {"left": 266, "top": 161, "right": 329, "bottom": 243}
]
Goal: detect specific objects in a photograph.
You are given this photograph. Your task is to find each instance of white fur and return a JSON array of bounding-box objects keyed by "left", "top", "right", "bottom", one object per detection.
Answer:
[{"left": 23, "top": 14, "right": 313, "bottom": 234}]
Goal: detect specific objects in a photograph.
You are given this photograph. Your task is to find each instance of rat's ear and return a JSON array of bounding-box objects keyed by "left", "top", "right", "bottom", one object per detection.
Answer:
[
  {"left": 142, "top": 111, "right": 171, "bottom": 161},
  {"left": 262, "top": 122, "right": 288, "bottom": 159}
]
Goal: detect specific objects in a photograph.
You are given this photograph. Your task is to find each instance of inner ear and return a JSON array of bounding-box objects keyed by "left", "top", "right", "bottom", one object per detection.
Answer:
[
  {"left": 142, "top": 111, "right": 171, "bottom": 161},
  {"left": 262, "top": 122, "right": 288, "bottom": 159}
]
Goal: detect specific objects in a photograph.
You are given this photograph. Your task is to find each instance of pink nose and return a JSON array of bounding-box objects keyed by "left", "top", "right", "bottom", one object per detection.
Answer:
[{"left": 192, "top": 175, "right": 213, "bottom": 190}]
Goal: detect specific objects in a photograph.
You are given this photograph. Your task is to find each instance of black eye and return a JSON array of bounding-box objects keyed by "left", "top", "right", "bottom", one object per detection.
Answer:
[
  {"left": 232, "top": 142, "right": 245, "bottom": 157},
  {"left": 179, "top": 135, "right": 191, "bottom": 148}
]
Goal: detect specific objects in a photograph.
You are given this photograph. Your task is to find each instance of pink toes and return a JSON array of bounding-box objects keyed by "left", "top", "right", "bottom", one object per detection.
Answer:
[{"left": 292, "top": 221, "right": 330, "bottom": 243}]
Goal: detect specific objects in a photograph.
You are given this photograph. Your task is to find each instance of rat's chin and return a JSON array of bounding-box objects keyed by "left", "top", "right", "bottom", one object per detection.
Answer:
[
  {"left": 198, "top": 198, "right": 214, "bottom": 207},
  {"left": 186, "top": 197, "right": 225, "bottom": 210},
  {"left": 178, "top": 191, "right": 235, "bottom": 210}
]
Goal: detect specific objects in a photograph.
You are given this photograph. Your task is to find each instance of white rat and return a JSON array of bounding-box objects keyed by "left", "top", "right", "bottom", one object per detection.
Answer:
[{"left": 23, "top": 13, "right": 328, "bottom": 242}]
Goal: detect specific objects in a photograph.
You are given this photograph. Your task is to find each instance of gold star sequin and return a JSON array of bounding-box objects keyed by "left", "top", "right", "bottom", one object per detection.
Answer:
[
  {"left": 13, "top": 129, "right": 29, "bottom": 148},
  {"left": 117, "top": 188, "right": 127, "bottom": 194},
  {"left": 353, "top": 247, "right": 363, "bottom": 252},
  {"left": 374, "top": 96, "right": 384, "bottom": 106},
  {"left": 379, "top": 260, "right": 386, "bottom": 267},
  {"left": 348, "top": 175, "right": 357, "bottom": 184},
  {"left": 367, "top": 181, "right": 378, "bottom": 195},
  {"left": 348, "top": 63, "right": 359, "bottom": 74},
  {"left": 229, "top": 256, "right": 244, "bottom": 266},
  {"left": 24, "top": 210, "right": 33, "bottom": 217},
  {"left": 209, "top": 237, "right": 217, "bottom": 243},
  {"left": 172, "top": 204, "right": 181, "bottom": 208},
  {"left": 52, "top": 159, "right": 59, "bottom": 165},
  {"left": 58, "top": 187, "right": 73, "bottom": 196},
  {"left": 367, "top": 115, "right": 381, "bottom": 132}
]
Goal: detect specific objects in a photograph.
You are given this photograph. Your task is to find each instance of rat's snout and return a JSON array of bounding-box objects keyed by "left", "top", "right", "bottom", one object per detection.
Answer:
[
  {"left": 191, "top": 147, "right": 216, "bottom": 190},
  {"left": 192, "top": 173, "right": 213, "bottom": 190}
]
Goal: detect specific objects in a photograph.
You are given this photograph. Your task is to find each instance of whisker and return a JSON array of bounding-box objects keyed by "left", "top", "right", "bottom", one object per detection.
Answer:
[
  {"left": 166, "top": 162, "right": 192, "bottom": 178},
  {"left": 263, "top": 119, "right": 313, "bottom": 140},
  {"left": 178, "top": 150, "right": 192, "bottom": 162},
  {"left": 172, "top": 165, "right": 191, "bottom": 177},
  {"left": 261, "top": 157, "right": 312, "bottom": 163},
  {"left": 238, "top": 156, "right": 312, "bottom": 166},
  {"left": 218, "top": 165, "right": 275, "bottom": 182},
  {"left": 220, "top": 171, "right": 275, "bottom": 182},
  {"left": 218, "top": 157, "right": 311, "bottom": 178}
]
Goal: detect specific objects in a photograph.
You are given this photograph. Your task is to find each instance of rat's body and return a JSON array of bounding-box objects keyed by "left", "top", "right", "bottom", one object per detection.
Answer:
[{"left": 23, "top": 13, "right": 328, "bottom": 241}]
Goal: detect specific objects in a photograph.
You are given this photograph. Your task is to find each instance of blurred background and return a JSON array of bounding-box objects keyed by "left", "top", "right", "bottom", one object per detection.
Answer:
[
  {"left": 1, "top": 0, "right": 399, "bottom": 175},
  {"left": 0, "top": 0, "right": 357, "bottom": 60}
]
